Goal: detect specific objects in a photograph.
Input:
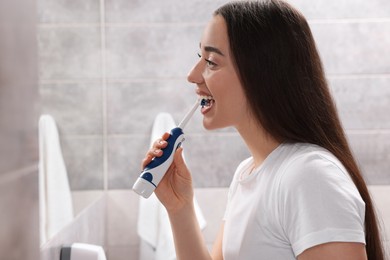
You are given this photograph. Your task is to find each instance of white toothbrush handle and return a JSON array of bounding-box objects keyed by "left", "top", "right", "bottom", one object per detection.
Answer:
[{"left": 132, "top": 127, "right": 185, "bottom": 198}]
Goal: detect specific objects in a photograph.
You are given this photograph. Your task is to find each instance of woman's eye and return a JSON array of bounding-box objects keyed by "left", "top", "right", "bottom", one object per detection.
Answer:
[
  {"left": 205, "top": 58, "right": 217, "bottom": 67},
  {"left": 197, "top": 53, "right": 217, "bottom": 68}
]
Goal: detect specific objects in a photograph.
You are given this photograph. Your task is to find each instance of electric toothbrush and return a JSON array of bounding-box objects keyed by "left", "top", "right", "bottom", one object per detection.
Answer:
[{"left": 132, "top": 99, "right": 200, "bottom": 198}]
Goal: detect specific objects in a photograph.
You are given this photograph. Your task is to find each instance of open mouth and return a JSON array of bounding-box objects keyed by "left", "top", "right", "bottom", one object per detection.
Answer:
[{"left": 199, "top": 95, "right": 215, "bottom": 113}]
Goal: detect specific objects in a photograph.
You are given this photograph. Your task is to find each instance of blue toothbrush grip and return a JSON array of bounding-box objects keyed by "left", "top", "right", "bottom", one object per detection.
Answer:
[
  {"left": 133, "top": 128, "right": 185, "bottom": 198},
  {"left": 144, "top": 127, "right": 184, "bottom": 170},
  {"left": 133, "top": 99, "right": 199, "bottom": 198}
]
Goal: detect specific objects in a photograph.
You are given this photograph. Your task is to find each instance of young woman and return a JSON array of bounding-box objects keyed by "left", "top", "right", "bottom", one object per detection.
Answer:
[{"left": 141, "top": 1, "right": 384, "bottom": 259}]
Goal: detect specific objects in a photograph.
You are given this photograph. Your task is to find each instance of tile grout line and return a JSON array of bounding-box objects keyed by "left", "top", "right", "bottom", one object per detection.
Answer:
[
  {"left": 346, "top": 129, "right": 390, "bottom": 135},
  {"left": 38, "top": 77, "right": 187, "bottom": 84},
  {"left": 100, "top": 0, "right": 110, "bottom": 254},
  {"left": 308, "top": 17, "right": 390, "bottom": 24},
  {"left": 55, "top": 129, "right": 390, "bottom": 139},
  {"left": 37, "top": 22, "right": 205, "bottom": 28},
  {"left": 327, "top": 74, "right": 390, "bottom": 79},
  {"left": 100, "top": 0, "right": 108, "bottom": 191},
  {"left": 37, "top": 18, "right": 390, "bottom": 28},
  {"left": 38, "top": 73, "right": 390, "bottom": 84}
]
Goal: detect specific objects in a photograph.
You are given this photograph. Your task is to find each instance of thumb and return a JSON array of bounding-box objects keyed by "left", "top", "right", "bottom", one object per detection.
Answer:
[
  {"left": 173, "top": 147, "right": 192, "bottom": 181},
  {"left": 173, "top": 147, "right": 185, "bottom": 168},
  {"left": 173, "top": 147, "right": 187, "bottom": 171}
]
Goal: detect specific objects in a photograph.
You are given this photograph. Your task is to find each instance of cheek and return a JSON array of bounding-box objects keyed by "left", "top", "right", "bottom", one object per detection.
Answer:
[
  {"left": 230, "top": 95, "right": 248, "bottom": 117},
  {"left": 218, "top": 87, "right": 248, "bottom": 119},
  {"left": 229, "top": 88, "right": 248, "bottom": 114},
  {"left": 223, "top": 80, "right": 246, "bottom": 104},
  {"left": 207, "top": 74, "right": 232, "bottom": 96},
  {"left": 206, "top": 70, "right": 246, "bottom": 109}
]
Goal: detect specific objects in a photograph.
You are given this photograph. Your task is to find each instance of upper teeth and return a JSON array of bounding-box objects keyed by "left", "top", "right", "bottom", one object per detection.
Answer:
[
  {"left": 199, "top": 95, "right": 214, "bottom": 108},
  {"left": 199, "top": 95, "right": 213, "bottom": 101}
]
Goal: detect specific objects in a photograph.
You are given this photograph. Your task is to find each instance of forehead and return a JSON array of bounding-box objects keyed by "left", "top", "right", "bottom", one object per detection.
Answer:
[{"left": 200, "top": 15, "right": 230, "bottom": 54}]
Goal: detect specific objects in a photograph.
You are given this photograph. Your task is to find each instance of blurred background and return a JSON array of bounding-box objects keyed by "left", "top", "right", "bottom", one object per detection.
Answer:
[
  {"left": 1, "top": 0, "right": 389, "bottom": 259},
  {"left": 38, "top": 0, "right": 390, "bottom": 191}
]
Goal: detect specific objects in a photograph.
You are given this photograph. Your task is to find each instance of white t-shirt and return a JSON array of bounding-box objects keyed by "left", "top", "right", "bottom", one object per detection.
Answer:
[{"left": 223, "top": 142, "right": 365, "bottom": 259}]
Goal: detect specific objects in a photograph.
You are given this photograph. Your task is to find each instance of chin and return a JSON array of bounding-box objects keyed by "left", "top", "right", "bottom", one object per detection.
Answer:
[
  {"left": 202, "top": 118, "right": 228, "bottom": 131},
  {"left": 202, "top": 119, "right": 216, "bottom": 130},
  {"left": 202, "top": 122, "right": 214, "bottom": 130}
]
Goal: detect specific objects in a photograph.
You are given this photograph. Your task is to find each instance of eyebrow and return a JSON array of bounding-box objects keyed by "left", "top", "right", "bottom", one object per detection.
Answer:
[{"left": 200, "top": 43, "right": 225, "bottom": 56}]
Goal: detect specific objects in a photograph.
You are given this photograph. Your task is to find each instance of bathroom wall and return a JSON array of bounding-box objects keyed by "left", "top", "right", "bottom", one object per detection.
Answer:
[
  {"left": 37, "top": 0, "right": 237, "bottom": 192},
  {"left": 37, "top": 0, "right": 390, "bottom": 259},
  {"left": 38, "top": 0, "right": 390, "bottom": 192},
  {"left": 0, "top": 0, "right": 39, "bottom": 259}
]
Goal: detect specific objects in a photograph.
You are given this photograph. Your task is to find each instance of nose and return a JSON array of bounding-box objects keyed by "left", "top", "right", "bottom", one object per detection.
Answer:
[{"left": 187, "top": 59, "right": 204, "bottom": 85}]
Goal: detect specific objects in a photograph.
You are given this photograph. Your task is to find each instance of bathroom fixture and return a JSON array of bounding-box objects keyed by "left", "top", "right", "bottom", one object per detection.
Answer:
[{"left": 60, "top": 243, "right": 106, "bottom": 260}]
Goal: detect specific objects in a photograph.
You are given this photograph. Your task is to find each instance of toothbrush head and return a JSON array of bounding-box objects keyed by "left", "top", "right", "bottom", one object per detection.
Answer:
[
  {"left": 200, "top": 96, "right": 213, "bottom": 108},
  {"left": 200, "top": 98, "right": 208, "bottom": 108}
]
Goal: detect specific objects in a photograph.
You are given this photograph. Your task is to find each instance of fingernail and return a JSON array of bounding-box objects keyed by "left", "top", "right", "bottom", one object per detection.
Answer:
[
  {"left": 154, "top": 149, "right": 160, "bottom": 154},
  {"left": 159, "top": 140, "right": 166, "bottom": 145}
]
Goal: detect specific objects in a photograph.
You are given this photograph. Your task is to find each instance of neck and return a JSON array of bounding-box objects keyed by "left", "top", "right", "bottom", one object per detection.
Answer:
[{"left": 236, "top": 118, "right": 281, "bottom": 168}]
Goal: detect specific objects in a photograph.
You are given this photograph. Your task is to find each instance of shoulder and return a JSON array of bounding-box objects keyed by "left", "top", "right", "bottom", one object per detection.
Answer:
[
  {"left": 275, "top": 144, "right": 366, "bottom": 256},
  {"left": 276, "top": 143, "right": 364, "bottom": 215},
  {"left": 278, "top": 143, "right": 352, "bottom": 190}
]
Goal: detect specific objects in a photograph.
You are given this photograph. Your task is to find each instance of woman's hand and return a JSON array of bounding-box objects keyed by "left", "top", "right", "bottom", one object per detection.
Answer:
[{"left": 141, "top": 132, "right": 194, "bottom": 214}]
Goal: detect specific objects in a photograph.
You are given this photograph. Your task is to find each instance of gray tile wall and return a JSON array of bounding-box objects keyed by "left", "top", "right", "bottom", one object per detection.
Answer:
[
  {"left": 0, "top": 0, "right": 39, "bottom": 259},
  {"left": 38, "top": 0, "right": 390, "bottom": 193}
]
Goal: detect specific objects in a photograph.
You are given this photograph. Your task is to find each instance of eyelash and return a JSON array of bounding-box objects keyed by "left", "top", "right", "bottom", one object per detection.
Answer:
[{"left": 197, "top": 53, "right": 217, "bottom": 67}]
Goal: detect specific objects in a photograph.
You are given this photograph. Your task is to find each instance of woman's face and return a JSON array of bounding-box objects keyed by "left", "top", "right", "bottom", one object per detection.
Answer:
[{"left": 187, "top": 15, "right": 250, "bottom": 130}]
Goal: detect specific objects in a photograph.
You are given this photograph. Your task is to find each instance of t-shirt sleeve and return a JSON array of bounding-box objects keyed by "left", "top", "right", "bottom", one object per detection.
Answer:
[{"left": 278, "top": 153, "right": 366, "bottom": 257}]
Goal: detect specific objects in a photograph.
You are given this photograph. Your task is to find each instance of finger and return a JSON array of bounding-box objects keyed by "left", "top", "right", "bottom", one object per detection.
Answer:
[
  {"left": 173, "top": 147, "right": 187, "bottom": 174},
  {"left": 141, "top": 132, "right": 172, "bottom": 169},
  {"left": 152, "top": 132, "right": 170, "bottom": 149},
  {"left": 162, "top": 132, "right": 170, "bottom": 140},
  {"left": 145, "top": 148, "right": 163, "bottom": 159},
  {"left": 141, "top": 155, "right": 152, "bottom": 169},
  {"left": 153, "top": 138, "right": 168, "bottom": 149},
  {"left": 173, "top": 148, "right": 193, "bottom": 184},
  {"left": 141, "top": 148, "right": 163, "bottom": 169}
]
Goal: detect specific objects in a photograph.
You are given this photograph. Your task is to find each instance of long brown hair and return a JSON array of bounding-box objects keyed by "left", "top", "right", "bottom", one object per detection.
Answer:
[{"left": 215, "top": 1, "right": 384, "bottom": 259}]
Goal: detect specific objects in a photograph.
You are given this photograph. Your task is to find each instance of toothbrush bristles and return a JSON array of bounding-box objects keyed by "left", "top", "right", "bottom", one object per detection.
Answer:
[
  {"left": 200, "top": 99, "right": 206, "bottom": 108},
  {"left": 200, "top": 98, "right": 209, "bottom": 108}
]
